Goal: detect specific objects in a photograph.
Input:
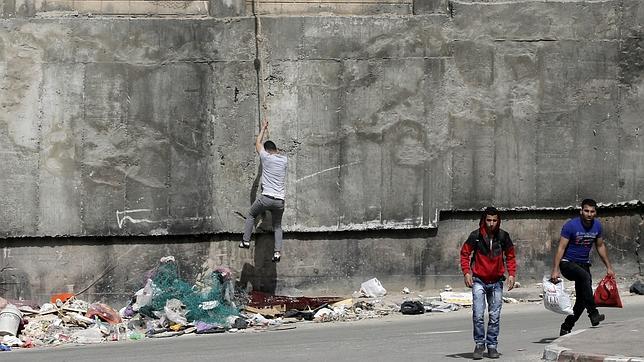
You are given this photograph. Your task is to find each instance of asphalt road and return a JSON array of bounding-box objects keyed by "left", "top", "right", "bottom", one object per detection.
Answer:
[{"left": 4, "top": 301, "right": 643, "bottom": 362}]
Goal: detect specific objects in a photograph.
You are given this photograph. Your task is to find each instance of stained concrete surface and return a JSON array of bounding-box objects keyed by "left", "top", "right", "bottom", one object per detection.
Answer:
[
  {"left": 0, "top": 3, "right": 642, "bottom": 237},
  {"left": 0, "top": 208, "right": 640, "bottom": 305},
  {"left": 0, "top": 0, "right": 642, "bottom": 301}
]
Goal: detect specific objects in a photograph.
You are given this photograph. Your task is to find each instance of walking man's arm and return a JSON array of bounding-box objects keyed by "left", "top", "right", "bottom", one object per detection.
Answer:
[
  {"left": 460, "top": 239, "right": 474, "bottom": 288},
  {"left": 595, "top": 237, "right": 615, "bottom": 277},
  {"left": 550, "top": 236, "right": 569, "bottom": 282},
  {"left": 255, "top": 119, "right": 269, "bottom": 153},
  {"left": 505, "top": 244, "right": 516, "bottom": 291}
]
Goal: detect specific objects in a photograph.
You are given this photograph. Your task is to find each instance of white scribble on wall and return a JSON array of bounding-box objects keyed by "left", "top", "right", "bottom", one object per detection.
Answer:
[
  {"left": 296, "top": 161, "right": 362, "bottom": 183},
  {"left": 116, "top": 209, "right": 154, "bottom": 229}
]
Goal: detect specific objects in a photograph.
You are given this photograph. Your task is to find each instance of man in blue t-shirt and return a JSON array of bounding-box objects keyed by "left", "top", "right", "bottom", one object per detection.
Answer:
[{"left": 550, "top": 199, "right": 615, "bottom": 336}]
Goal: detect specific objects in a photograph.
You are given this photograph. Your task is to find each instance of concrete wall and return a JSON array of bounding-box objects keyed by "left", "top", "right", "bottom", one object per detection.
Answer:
[
  {"left": 0, "top": 0, "right": 643, "bottom": 301},
  {"left": 0, "top": 0, "right": 411, "bottom": 17},
  {"left": 0, "top": 0, "right": 210, "bottom": 16},
  {"left": 0, "top": 18, "right": 258, "bottom": 237},
  {"left": 2, "top": 208, "right": 641, "bottom": 303},
  {"left": 2, "top": 5, "right": 642, "bottom": 237}
]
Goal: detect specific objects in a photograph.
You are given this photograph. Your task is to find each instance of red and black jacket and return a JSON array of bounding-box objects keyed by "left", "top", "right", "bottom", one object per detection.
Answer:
[{"left": 460, "top": 216, "right": 516, "bottom": 284}]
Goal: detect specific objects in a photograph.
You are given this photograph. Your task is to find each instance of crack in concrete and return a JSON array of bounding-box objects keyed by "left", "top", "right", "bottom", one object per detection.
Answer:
[{"left": 636, "top": 214, "right": 643, "bottom": 276}]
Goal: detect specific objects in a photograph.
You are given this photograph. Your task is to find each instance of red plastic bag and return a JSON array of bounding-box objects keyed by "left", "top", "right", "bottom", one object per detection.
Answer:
[
  {"left": 594, "top": 274, "right": 623, "bottom": 308},
  {"left": 86, "top": 302, "right": 122, "bottom": 324}
]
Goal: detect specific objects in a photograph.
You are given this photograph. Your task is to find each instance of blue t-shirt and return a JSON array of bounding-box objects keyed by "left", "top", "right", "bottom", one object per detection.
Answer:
[{"left": 561, "top": 217, "right": 602, "bottom": 264}]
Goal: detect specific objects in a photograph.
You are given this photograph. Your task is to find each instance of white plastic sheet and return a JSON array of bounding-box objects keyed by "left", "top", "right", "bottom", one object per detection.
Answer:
[
  {"left": 360, "top": 278, "right": 387, "bottom": 298},
  {"left": 543, "top": 276, "right": 574, "bottom": 315}
]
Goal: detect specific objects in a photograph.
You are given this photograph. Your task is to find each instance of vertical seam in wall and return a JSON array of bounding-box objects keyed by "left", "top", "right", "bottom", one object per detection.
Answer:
[
  {"left": 123, "top": 20, "right": 133, "bottom": 234},
  {"left": 80, "top": 57, "right": 87, "bottom": 234},
  {"left": 615, "top": 0, "right": 625, "bottom": 202},
  {"left": 380, "top": 109, "right": 384, "bottom": 225},
  {"left": 637, "top": 214, "right": 643, "bottom": 276},
  {"left": 252, "top": 0, "right": 263, "bottom": 128},
  {"left": 34, "top": 54, "right": 46, "bottom": 235},
  {"left": 336, "top": 57, "right": 343, "bottom": 230},
  {"left": 422, "top": 59, "right": 430, "bottom": 226}
]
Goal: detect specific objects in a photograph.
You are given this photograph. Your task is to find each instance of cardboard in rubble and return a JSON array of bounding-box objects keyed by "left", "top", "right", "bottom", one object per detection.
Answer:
[
  {"left": 439, "top": 291, "right": 473, "bottom": 306},
  {"left": 243, "top": 305, "right": 285, "bottom": 317}
]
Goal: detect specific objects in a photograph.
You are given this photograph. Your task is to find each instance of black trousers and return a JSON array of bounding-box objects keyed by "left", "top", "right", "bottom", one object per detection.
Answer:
[{"left": 560, "top": 261, "right": 598, "bottom": 329}]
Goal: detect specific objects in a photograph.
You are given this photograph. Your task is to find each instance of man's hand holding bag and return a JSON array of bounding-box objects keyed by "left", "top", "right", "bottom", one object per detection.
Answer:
[{"left": 594, "top": 274, "right": 623, "bottom": 308}]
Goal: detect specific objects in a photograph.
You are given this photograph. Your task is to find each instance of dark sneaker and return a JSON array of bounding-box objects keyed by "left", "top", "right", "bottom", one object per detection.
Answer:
[
  {"left": 472, "top": 344, "right": 485, "bottom": 360},
  {"left": 272, "top": 251, "right": 281, "bottom": 262},
  {"left": 487, "top": 347, "right": 500, "bottom": 359},
  {"left": 239, "top": 240, "right": 250, "bottom": 249},
  {"left": 559, "top": 325, "right": 571, "bottom": 336},
  {"left": 590, "top": 313, "right": 605, "bottom": 327}
]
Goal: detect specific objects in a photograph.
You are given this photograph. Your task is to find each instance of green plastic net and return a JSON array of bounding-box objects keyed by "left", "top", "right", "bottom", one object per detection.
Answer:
[{"left": 139, "top": 261, "right": 239, "bottom": 325}]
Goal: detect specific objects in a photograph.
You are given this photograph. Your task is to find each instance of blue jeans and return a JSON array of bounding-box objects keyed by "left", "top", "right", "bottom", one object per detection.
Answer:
[{"left": 472, "top": 277, "right": 504, "bottom": 348}]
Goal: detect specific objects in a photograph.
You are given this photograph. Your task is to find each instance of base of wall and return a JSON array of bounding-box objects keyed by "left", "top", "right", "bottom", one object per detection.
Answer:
[{"left": 0, "top": 208, "right": 641, "bottom": 306}]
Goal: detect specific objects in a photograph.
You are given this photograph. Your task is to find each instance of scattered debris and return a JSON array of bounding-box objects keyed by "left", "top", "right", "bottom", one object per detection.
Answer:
[
  {"left": 439, "top": 291, "right": 473, "bottom": 306},
  {"left": 0, "top": 298, "right": 7, "bottom": 311},
  {"left": 400, "top": 300, "right": 424, "bottom": 315},
  {"left": 248, "top": 291, "right": 343, "bottom": 312},
  {"left": 360, "top": 278, "right": 387, "bottom": 298},
  {"left": 630, "top": 280, "right": 644, "bottom": 295},
  {"left": 0, "top": 304, "right": 23, "bottom": 337},
  {"left": 503, "top": 297, "right": 519, "bottom": 304},
  {"left": 0, "top": 266, "right": 548, "bottom": 353},
  {"left": 424, "top": 300, "right": 461, "bottom": 313}
]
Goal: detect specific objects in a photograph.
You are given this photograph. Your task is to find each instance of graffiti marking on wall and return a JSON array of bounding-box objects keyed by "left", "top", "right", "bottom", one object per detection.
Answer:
[
  {"left": 296, "top": 161, "right": 362, "bottom": 183},
  {"left": 116, "top": 209, "right": 154, "bottom": 229}
]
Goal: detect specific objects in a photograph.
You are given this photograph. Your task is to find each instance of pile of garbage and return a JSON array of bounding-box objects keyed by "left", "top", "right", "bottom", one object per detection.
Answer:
[
  {"left": 0, "top": 256, "right": 247, "bottom": 351},
  {"left": 0, "top": 260, "right": 407, "bottom": 352},
  {"left": 1, "top": 264, "right": 549, "bottom": 352}
]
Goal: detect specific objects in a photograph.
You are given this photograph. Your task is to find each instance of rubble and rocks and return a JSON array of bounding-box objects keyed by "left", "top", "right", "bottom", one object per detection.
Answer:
[
  {"left": 630, "top": 280, "right": 644, "bottom": 295},
  {"left": 439, "top": 291, "right": 473, "bottom": 306},
  {"left": 359, "top": 278, "right": 387, "bottom": 298},
  {"left": 0, "top": 266, "right": 549, "bottom": 353}
]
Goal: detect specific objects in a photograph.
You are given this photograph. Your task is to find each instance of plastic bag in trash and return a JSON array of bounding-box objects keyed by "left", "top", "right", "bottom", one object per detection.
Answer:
[
  {"left": 400, "top": 300, "right": 424, "bottom": 315},
  {"left": 542, "top": 276, "right": 573, "bottom": 315},
  {"left": 133, "top": 279, "right": 154, "bottom": 311},
  {"left": 71, "top": 327, "right": 104, "bottom": 344},
  {"left": 86, "top": 303, "right": 122, "bottom": 325},
  {"left": 1, "top": 335, "right": 23, "bottom": 347},
  {"left": 630, "top": 280, "right": 644, "bottom": 295},
  {"left": 164, "top": 299, "right": 188, "bottom": 325},
  {"left": 360, "top": 278, "right": 387, "bottom": 298}
]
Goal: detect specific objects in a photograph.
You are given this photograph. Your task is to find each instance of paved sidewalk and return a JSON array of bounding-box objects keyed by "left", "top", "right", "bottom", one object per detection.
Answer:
[{"left": 543, "top": 317, "right": 644, "bottom": 362}]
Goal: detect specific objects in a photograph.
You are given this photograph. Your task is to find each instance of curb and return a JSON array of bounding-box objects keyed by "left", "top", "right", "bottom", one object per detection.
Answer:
[
  {"left": 544, "top": 342, "right": 644, "bottom": 362},
  {"left": 543, "top": 344, "right": 570, "bottom": 361}
]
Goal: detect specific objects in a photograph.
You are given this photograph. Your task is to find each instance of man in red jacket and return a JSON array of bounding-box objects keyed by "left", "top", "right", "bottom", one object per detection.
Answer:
[{"left": 460, "top": 207, "right": 517, "bottom": 360}]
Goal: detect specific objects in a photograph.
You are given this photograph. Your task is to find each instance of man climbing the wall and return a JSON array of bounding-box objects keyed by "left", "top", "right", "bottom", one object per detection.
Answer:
[
  {"left": 460, "top": 207, "right": 517, "bottom": 360},
  {"left": 240, "top": 118, "right": 288, "bottom": 262}
]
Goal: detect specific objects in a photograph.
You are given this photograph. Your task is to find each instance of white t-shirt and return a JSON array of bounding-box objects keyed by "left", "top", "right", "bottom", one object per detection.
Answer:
[{"left": 259, "top": 149, "right": 288, "bottom": 200}]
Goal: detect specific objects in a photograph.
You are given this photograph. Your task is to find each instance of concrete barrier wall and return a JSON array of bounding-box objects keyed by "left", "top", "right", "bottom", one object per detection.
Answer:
[
  {"left": 0, "top": 0, "right": 642, "bottom": 301},
  {"left": 1, "top": 208, "right": 640, "bottom": 303},
  {"left": 0, "top": 0, "right": 413, "bottom": 17},
  {"left": 0, "top": 0, "right": 210, "bottom": 16},
  {"left": 2, "top": 4, "right": 642, "bottom": 237},
  {"left": 245, "top": 0, "right": 412, "bottom": 15}
]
